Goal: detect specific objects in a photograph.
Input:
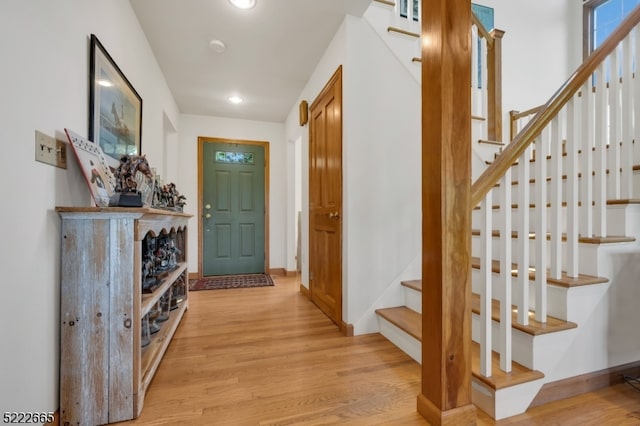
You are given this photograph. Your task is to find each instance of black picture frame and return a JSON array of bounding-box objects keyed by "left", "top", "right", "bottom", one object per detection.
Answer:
[{"left": 89, "top": 34, "right": 142, "bottom": 168}]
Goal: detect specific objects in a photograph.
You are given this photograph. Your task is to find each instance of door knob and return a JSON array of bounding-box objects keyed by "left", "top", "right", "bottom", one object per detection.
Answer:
[
  {"left": 205, "top": 203, "right": 211, "bottom": 210},
  {"left": 205, "top": 213, "right": 212, "bottom": 219},
  {"left": 329, "top": 211, "right": 340, "bottom": 220}
]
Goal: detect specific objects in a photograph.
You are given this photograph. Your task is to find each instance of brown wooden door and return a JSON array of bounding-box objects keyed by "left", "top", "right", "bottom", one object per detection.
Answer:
[{"left": 309, "top": 66, "right": 343, "bottom": 328}]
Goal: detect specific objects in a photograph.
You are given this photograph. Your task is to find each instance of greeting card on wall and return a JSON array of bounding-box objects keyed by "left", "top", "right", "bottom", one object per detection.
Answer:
[{"left": 65, "top": 128, "right": 116, "bottom": 207}]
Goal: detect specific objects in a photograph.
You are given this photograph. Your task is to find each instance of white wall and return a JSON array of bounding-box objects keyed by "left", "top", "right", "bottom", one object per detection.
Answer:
[
  {"left": 284, "top": 15, "right": 422, "bottom": 335},
  {"left": 177, "top": 114, "right": 287, "bottom": 274},
  {"left": 285, "top": 19, "right": 348, "bottom": 290},
  {"left": 476, "top": 0, "right": 582, "bottom": 140},
  {"left": 0, "top": 0, "right": 590, "bottom": 414},
  {"left": 0, "top": 0, "right": 178, "bottom": 415}
]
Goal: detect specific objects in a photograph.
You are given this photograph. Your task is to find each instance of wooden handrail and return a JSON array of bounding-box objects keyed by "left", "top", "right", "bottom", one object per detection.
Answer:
[
  {"left": 509, "top": 105, "right": 543, "bottom": 141},
  {"left": 471, "top": 5, "right": 640, "bottom": 208},
  {"left": 471, "top": 12, "right": 494, "bottom": 47}
]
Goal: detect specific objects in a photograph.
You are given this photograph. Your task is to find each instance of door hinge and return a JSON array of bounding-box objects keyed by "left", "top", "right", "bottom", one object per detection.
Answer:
[{"left": 310, "top": 271, "right": 314, "bottom": 280}]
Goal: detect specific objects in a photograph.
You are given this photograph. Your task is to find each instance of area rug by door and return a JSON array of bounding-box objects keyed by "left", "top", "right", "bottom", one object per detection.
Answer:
[{"left": 189, "top": 274, "right": 274, "bottom": 291}]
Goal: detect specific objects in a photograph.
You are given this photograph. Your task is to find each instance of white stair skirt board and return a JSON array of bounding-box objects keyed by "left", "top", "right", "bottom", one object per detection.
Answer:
[
  {"left": 378, "top": 309, "right": 547, "bottom": 420},
  {"left": 472, "top": 378, "right": 545, "bottom": 420},
  {"left": 376, "top": 315, "right": 421, "bottom": 363}
]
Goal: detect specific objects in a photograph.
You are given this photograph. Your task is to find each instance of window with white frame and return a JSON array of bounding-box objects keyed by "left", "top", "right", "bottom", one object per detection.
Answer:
[{"left": 584, "top": 0, "right": 640, "bottom": 57}]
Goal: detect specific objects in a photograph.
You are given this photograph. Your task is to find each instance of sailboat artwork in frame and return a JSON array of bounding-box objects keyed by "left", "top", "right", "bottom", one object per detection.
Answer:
[{"left": 88, "top": 33, "right": 143, "bottom": 168}]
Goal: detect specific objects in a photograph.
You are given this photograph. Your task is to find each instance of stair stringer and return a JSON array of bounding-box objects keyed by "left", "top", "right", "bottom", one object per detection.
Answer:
[
  {"left": 376, "top": 309, "right": 546, "bottom": 420},
  {"left": 352, "top": 254, "right": 421, "bottom": 335},
  {"left": 543, "top": 235, "right": 640, "bottom": 383},
  {"left": 472, "top": 377, "right": 545, "bottom": 420},
  {"left": 362, "top": 2, "right": 497, "bottom": 182},
  {"left": 362, "top": 1, "right": 420, "bottom": 83}
]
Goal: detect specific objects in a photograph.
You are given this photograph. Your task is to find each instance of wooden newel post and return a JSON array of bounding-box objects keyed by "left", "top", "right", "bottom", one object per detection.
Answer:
[
  {"left": 418, "top": 0, "right": 476, "bottom": 424},
  {"left": 488, "top": 29, "right": 505, "bottom": 142}
]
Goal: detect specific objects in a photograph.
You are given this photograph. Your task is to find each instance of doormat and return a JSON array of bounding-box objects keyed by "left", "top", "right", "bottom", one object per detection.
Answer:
[{"left": 189, "top": 274, "right": 274, "bottom": 291}]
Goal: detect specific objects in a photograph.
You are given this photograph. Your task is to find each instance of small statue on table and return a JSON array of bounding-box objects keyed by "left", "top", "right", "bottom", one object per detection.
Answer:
[
  {"left": 153, "top": 181, "right": 187, "bottom": 212},
  {"left": 110, "top": 154, "right": 154, "bottom": 207},
  {"left": 141, "top": 234, "right": 160, "bottom": 293},
  {"left": 141, "top": 252, "right": 159, "bottom": 293}
]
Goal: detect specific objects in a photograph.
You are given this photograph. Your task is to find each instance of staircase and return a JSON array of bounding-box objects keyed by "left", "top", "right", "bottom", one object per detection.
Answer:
[{"left": 366, "top": 1, "right": 640, "bottom": 420}]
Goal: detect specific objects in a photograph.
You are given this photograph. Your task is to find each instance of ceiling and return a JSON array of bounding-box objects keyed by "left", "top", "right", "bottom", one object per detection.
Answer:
[{"left": 129, "top": 0, "right": 372, "bottom": 123}]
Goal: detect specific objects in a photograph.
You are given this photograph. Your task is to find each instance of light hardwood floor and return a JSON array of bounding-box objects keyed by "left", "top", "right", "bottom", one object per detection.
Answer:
[{"left": 116, "top": 274, "right": 640, "bottom": 425}]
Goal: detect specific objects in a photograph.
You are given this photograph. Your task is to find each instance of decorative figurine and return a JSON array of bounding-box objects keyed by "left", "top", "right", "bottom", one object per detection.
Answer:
[
  {"left": 141, "top": 234, "right": 160, "bottom": 293},
  {"left": 152, "top": 181, "right": 187, "bottom": 212},
  {"left": 141, "top": 252, "right": 159, "bottom": 293},
  {"left": 109, "top": 154, "right": 154, "bottom": 207},
  {"left": 157, "top": 292, "right": 172, "bottom": 322},
  {"left": 170, "top": 274, "right": 187, "bottom": 310},
  {"left": 141, "top": 315, "right": 151, "bottom": 348}
]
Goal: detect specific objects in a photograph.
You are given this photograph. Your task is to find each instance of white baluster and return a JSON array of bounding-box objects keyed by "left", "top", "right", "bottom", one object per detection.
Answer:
[
  {"left": 534, "top": 132, "right": 548, "bottom": 323},
  {"left": 471, "top": 25, "right": 479, "bottom": 118},
  {"left": 621, "top": 33, "right": 633, "bottom": 198},
  {"left": 517, "top": 146, "right": 531, "bottom": 325},
  {"left": 566, "top": 97, "right": 580, "bottom": 278},
  {"left": 594, "top": 64, "right": 608, "bottom": 238},
  {"left": 499, "top": 170, "right": 512, "bottom": 372},
  {"left": 550, "top": 115, "right": 563, "bottom": 279},
  {"left": 479, "top": 191, "right": 492, "bottom": 377},
  {"left": 581, "top": 81, "right": 594, "bottom": 237},
  {"left": 633, "top": 27, "right": 640, "bottom": 195},
  {"left": 480, "top": 37, "right": 488, "bottom": 125},
  {"left": 609, "top": 44, "right": 621, "bottom": 199}
]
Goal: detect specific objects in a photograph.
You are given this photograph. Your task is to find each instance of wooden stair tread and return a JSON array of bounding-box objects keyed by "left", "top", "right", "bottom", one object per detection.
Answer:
[
  {"left": 470, "top": 229, "right": 635, "bottom": 245},
  {"left": 470, "top": 256, "right": 608, "bottom": 288},
  {"left": 478, "top": 139, "right": 505, "bottom": 146},
  {"left": 470, "top": 293, "right": 577, "bottom": 336},
  {"left": 375, "top": 306, "right": 421, "bottom": 341},
  {"left": 375, "top": 306, "right": 545, "bottom": 390},
  {"left": 607, "top": 198, "right": 640, "bottom": 205},
  {"left": 400, "top": 280, "right": 576, "bottom": 335},
  {"left": 474, "top": 199, "right": 639, "bottom": 210},
  {"left": 373, "top": 0, "right": 395, "bottom": 6},
  {"left": 471, "top": 342, "right": 545, "bottom": 390},
  {"left": 400, "top": 279, "right": 422, "bottom": 292},
  {"left": 387, "top": 26, "right": 419, "bottom": 38}
]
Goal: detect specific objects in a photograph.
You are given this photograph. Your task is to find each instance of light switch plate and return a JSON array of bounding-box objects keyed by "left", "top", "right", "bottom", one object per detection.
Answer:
[{"left": 35, "top": 130, "right": 67, "bottom": 169}]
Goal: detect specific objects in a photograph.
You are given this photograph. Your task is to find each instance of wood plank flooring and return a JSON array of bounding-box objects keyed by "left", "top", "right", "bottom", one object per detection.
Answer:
[{"left": 115, "top": 274, "right": 640, "bottom": 425}]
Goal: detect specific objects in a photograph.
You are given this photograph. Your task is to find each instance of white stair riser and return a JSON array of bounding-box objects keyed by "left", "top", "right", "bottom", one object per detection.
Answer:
[
  {"left": 471, "top": 313, "right": 535, "bottom": 368},
  {"left": 501, "top": 172, "right": 640, "bottom": 204},
  {"left": 470, "top": 268, "right": 570, "bottom": 320},
  {"left": 403, "top": 286, "right": 421, "bottom": 314},
  {"left": 471, "top": 234, "right": 605, "bottom": 276},
  {"left": 471, "top": 233, "right": 567, "bottom": 267},
  {"left": 472, "top": 205, "right": 567, "bottom": 233},
  {"left": 376, "top": 316, "right": 421, "bottom": 363},
  {"left": 378, "top": 311, "right": 543, "bottom": 422},
  {"left": 472, "top": 201, "right": 637, "bottom": 238}
]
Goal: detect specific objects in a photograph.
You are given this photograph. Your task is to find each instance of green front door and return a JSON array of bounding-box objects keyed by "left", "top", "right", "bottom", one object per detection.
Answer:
[{"left": 202, "top": 141, "right": 266, "bottom": 276}]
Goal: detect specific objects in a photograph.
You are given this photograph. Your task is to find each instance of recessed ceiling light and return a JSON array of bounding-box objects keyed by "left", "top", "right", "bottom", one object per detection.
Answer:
[
  {"left": 227, "top": 95, "right": 244, "bottom": 104},
  {"left": 209, "top": 39, "right": 226, "bottom": 53},
  {"left": 228, "top": 0, "right": 256, "bottom": 9}
]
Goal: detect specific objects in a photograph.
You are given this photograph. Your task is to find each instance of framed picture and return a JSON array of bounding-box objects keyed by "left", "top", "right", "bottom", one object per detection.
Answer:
[
  {"left": 65, "top": 128, "right": 116, "bottom": 207},
  {"left": 89, "top": 34, "right": 142, "bottom": 168}
]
